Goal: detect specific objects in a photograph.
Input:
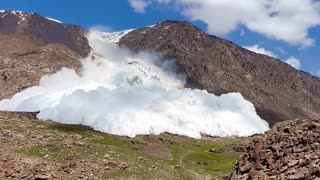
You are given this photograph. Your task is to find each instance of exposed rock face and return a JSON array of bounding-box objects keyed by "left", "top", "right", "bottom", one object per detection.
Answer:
[
  {"left": 229, "top": 118, "right": 320, "bottom": 179},
  {"left": 0, "top": 11, "right": 91, "bottom": 99},
  {"left": 119, "top": 21, "right": 320, "bottom": 125}
]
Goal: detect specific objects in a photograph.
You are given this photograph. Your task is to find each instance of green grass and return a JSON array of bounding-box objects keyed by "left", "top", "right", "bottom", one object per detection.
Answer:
[
  {"left": 167, "top": 139, "right": 242, "bottom": 179},
  {"left": 15, "top": 146, "right": 46, "bottom": 158},
  {"left": 185, "top": 150, "right": 238, "bottom": 177},
  {"left": 96, "top": 135, "right": 131, "bottom": 149},
  {"left": 47, "top": 123, "right": 94, "bottom": 136},
  {"left": 7, "top": 112, "right": 247, "bottom": 179},
  {"left": 102, "top": 169, "right": 132, "bottom": 180}
]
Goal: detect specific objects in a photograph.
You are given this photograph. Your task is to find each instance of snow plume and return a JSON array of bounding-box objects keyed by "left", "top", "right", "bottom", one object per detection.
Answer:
[{"left": 0, "top": 31, "right": 269, "bottom": 139}]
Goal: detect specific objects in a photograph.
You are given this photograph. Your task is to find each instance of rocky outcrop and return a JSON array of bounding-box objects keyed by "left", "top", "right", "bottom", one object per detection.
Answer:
[
  {"left": 0, "top": 11, "right": 91, "bottom": 99},
  {"left": 119, "top": 21, "right": 320, "bottom": 125},
  {"left": 229, "top": 119, "right": 320, "bottom": 179}
]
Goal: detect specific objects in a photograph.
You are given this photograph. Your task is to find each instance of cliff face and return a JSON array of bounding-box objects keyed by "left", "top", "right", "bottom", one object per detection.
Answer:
[
  {"left": 0, "top": 11, "right": 91, "bottom": 99},
  {"left": 119, "top": 21, "right": 320, "bottom": 125}
]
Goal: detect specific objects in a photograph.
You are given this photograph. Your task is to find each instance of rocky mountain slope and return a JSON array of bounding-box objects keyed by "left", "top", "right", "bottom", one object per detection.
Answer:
[
  {"left": 229, "top": 118, "right": 320, "bottom": 179},
  {"left": 0, "top": 11, "right": 90, "bottom": 99},
  {"left": 119, "top": 21, "right": 320, "bottom": 125},
  {"left": 1, "top": 12, "right": 319, "bottom": 126}
]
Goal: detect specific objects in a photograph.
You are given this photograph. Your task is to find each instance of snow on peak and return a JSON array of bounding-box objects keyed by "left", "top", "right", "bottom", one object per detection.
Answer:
[
  {"left": 46, "top": 17, "right": 62, "bottom": 23},
  {"left": 0, "top": 10, "right": 29, "bottom": 24}
]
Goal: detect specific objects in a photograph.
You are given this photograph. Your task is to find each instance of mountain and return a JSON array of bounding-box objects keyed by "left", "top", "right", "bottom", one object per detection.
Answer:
[
  {"left": 0, "top": 11, "right": 90, "bottom": 99},
  {"left": 0, "top": 12, "right": 319, "bottom": 125},
  {"left": 0, "top": 11, "right": 319, "bottom": 179},
  {"left": 118, "top": 21, "right": 320, "bottom": 125}
]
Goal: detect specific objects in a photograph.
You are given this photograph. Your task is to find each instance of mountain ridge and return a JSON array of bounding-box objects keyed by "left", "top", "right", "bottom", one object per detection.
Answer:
[
  {"left": 0, "top": 12, "right": 319, "bottom": 125},
  {"left": 119, "top": 20, "right": 320, "bottom": 125}
]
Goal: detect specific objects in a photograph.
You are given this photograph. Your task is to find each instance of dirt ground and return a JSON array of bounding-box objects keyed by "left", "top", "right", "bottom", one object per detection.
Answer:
[{"left": 0, "top": 112, "right": 249, "bottom": 180}]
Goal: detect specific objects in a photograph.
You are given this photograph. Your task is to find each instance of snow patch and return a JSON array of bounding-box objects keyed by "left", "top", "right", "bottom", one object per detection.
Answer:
[
  {"left": 0, "top": 30, "right": 270, "bottom": 139},
  {"left": 0, "top": 10, "right": 28, "bottom": 24},
  {"left": 46, "top": 17, "right": 62, "bottom": 23},
  {"left": 98, "top": 29, "right": 134, "bottom": 44}
]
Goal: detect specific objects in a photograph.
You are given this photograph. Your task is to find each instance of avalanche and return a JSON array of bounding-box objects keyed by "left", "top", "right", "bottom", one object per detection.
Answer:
[{"left": 0, "top": 30, "right": 270, "bottom": 139}]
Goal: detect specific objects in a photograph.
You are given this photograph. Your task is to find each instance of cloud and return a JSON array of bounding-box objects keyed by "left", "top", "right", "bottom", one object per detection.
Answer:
[
  {"left": 128, "top": 0, "right": 150, "bottom": 13},
  {"left": 244, "top": 44, "right": 278, "bottom": 58},
  {"left": 141, "top": 0, "right": 320, "bottom": 47},
  {"left": 155, "top": 0, "right": 171, "bottom": 4},
  {"left": 276, "top": 47, "right": 286, "bottom": 55},
  {"left": 316, "top": 69, "right": 320, "bottom": 77},
  {"left": 239, "top": 29, "right": 245, "bottom": 37},
  {"left": 89, "top": 25, "right": 113, "bottom": 32},
  {"left": 285, "top": 57, "right": 301, "bottom": 69}
]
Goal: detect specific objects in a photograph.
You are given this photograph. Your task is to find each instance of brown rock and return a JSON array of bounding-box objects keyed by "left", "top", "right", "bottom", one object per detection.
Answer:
[
  {"left": 228, "top": 118, "right": 320, "bottom": 179},
  {"left": 34, "top": 174, "right": 50, "bottom": 180}
]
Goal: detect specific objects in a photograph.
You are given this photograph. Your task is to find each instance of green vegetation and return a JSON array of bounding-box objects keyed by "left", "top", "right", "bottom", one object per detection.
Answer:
[
  {"left": 3, "top": 112, "right": 248, "bottom": 179},
  {"left": 15, "top": 146, "right": 46, "bottom": 158}
]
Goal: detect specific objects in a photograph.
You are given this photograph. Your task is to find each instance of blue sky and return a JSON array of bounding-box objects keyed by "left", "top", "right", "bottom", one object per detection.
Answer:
[{"left": 1, "top": 0, "right": 319, "bottom": 76}]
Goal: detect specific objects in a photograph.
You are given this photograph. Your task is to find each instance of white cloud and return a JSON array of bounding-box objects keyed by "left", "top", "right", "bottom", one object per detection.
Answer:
[
  {"left": 316, "top": 69, "right": 320, "bottom": 77},
  {"left": 276, "top": 47, "right": 286, "bottom": 55},
  {"left": 244, "top": 44, "right": 278, "bottom": 58},
  {"left": 155, "top": 0, "right": 171, "bottom": 4},
  {"left": 145, "top": 0, "right": 320, "bottom": 47},
  {"left": 128, "top": 0, "right": 150, "bottom": 13},
  {"left": 239, "top": 29, "right": 245, "bottom": 37},
  {"left": 285, "top": 57, "right": 301, "bottom": 69}
]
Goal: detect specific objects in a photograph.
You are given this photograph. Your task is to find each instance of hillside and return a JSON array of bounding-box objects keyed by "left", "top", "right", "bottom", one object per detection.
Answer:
[
  {"left": 119, "top": 21, "right": 320, "bottom": 125},
  {"left": 0, "top": 11, "right": 90, "bottom": 99}
]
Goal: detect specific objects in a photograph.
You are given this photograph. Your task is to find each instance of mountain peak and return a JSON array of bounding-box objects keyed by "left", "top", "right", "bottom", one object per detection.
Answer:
[{"left": 0, "top": 10, "right": 90, "bottom": 57}]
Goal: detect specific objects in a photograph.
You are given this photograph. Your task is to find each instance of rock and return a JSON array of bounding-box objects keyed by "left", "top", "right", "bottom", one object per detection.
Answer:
[
  {"left": 288, "top": 160, "right": 299, "bottom": 167},
  {"left": 34, "top": 174, "right": 50, "bottom": 180},
  {"left": 287, "top": 172, "right": 306, "bottom": 180},
  {"left": 208, "top": 148, "right": 224, "bottom": 153},
  {"left": 233, "top": 146, "right": 246, "bottom": 152},
  {"left": 228, "top": 118, "right": 320, "bottom": 179},
  {"left": 104, "top": 154, "right": 110, "bottom": 158}
]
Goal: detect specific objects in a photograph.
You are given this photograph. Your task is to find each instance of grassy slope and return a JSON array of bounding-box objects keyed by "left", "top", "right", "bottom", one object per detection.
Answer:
[{"left": 0, "top": 112, "right": 249, "bottom": 179}]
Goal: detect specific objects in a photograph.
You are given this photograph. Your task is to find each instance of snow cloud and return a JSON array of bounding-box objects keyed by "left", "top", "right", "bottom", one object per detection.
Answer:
[
  {"left": 244, "top": 44, "right": 278, "bottom": 58},
  {"left": 285, "top": 57, "right": 301, "bottom": 70},
  {"left": 131, "top": 0, "right": 320, "bottom": 47},
  {"left": 0, "top": 30, "right": 269, "bottom": 139}
]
